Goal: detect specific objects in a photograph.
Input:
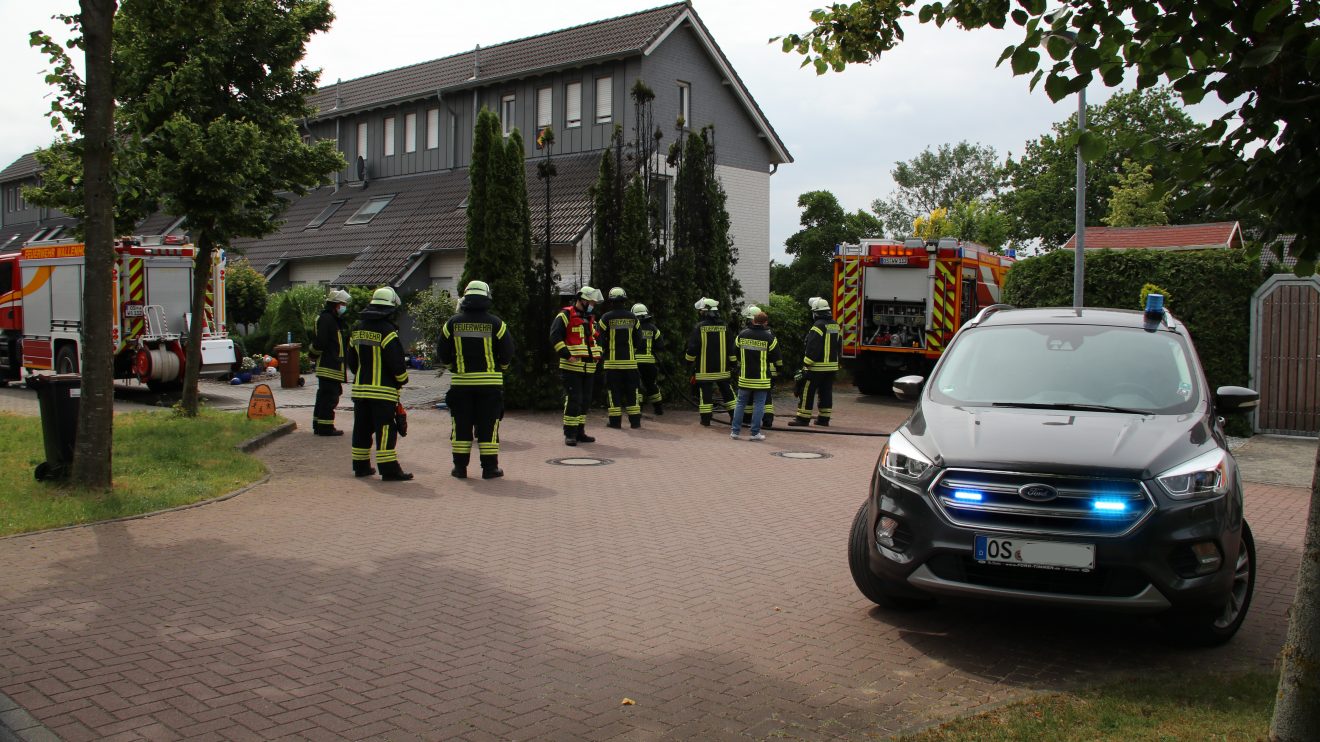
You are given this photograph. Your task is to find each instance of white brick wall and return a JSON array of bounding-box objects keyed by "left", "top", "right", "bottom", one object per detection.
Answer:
[
  {"left": 427, "top": 250, "right": 466, "bottom": 295},
  {"left": 288, "top": 257, "right": 352, "bottom": 285},
  {"left": 716, "top": 164, "right": 770, "bottom": 305}
]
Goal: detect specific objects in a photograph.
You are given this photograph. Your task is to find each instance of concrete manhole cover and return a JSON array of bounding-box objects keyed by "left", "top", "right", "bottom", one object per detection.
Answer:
[
  {"left": 548, "top": 457, "right": 614, "bottom": 466},
  {"left": 773, "top": 451, "right": 831, "bottom": 460}
]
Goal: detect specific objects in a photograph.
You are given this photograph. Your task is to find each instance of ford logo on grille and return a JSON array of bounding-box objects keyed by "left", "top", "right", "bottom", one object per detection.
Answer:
[{"left": 1018, "top": 483, "right": 1058, "bottom": 503}]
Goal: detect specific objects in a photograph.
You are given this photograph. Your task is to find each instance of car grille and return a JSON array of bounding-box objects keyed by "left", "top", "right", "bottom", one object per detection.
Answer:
[
  {"left": 930, "top": 469, "right": 1155, "bottom": 538},
  {"left": 927, "top": 554, "right": 1151, "bottom": 598}
]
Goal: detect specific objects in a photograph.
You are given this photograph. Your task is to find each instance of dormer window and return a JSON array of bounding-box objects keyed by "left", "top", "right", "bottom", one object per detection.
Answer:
[{"left": 345, "top": 195, "right": 396, "bottom": 225}]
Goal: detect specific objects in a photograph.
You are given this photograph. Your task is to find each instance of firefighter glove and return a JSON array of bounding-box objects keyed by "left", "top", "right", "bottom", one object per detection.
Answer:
[{"left": 395, "top": 403, "right": 408, "bottom": 437}]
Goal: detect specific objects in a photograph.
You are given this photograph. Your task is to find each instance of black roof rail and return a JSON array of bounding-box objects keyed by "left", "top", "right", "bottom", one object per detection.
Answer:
[{"left": 967, "top": 303, "right": 1015, "bottom": 328}]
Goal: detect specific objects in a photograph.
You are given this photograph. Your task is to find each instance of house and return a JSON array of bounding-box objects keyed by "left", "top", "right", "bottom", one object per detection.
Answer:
[
  {"left": 1061, "top": 222, "right": 1244, "bottom": 252},
  {"left": 0, "top": 2, "right": 792, "bottom": 305}
]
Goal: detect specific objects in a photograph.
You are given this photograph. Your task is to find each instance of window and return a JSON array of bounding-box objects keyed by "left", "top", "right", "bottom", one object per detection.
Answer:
[
  {"left": 677, "top": 81, "right": 691, "bottom": 127},
  {"left": 404, "top": 113, "right": 417, "bottom": 153},
  {"left": 383, "top": 116, "right": 396, "bottom": 156},
  {"left": 565, "top": 81, "right": 582, "bottom": 128},
  {"left": 595, "top": 76, "right": 612, "bottom": 123},
  {"left": 344, "top": 195, "right": 396, "bottom": 225},
  {"left": 356, "top": 122, "right": 368, "bottom": 160},
  {"left": 306, "top": 200, "right": 347, "bottom": 229},
  {"left": 501, "top": 94, "right": 516, "bottom": 136},
  {"left": 426, "top": 108, "right": 439, "bottom": 149},
  {"left": 536, "top": 87, "right": 552, "bottom": 129}
]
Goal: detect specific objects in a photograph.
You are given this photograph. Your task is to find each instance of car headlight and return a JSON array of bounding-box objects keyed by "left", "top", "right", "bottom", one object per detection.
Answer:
[
  {"left": 879, "top": 431, "right": 934, "bottom": 482},
  {"left": 1157, "top": 449, "right": 1230, "bottom": 499}
]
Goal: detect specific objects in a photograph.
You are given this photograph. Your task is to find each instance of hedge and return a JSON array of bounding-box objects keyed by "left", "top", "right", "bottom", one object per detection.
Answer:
[{"left": 1002, "top": 249, "right": 1259, "bottom": 395}]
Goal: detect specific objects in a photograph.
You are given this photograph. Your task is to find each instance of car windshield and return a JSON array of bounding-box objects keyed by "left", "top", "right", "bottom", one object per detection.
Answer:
[{"left": 931, "top": 323, "right": 1201, "bottom": 414}]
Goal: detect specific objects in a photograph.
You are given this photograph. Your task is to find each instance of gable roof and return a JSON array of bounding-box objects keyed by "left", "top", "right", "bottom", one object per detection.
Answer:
[
  {"left": 232, "top": 151, "right": 600, "bottom": 287},
  {"left": 1062, "top": 222, "right": 1242, "bottom": 251},
  {"left": 306, "top": 2, "right": 790, "bottom": 164},
  {"left": 0, "top": 153, "right": 41, "bottom": 182}
]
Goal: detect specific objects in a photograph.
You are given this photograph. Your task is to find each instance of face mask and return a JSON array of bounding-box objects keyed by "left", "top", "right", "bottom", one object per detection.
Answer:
[{"left": 337, "top": 305, "right": 348, "bottom": 316}]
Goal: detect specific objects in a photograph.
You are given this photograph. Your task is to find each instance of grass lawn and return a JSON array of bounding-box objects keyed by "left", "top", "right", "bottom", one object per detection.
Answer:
[
  {"left": 0, "top": 409, "right": 284, "bottom": 537},
  {"left": 899, "top": 671, "right": 1275, "bottom": 741}
]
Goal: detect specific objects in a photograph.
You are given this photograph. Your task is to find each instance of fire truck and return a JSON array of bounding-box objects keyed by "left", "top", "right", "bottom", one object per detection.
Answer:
[
  {"left": 832, "top": 237, "right": 1015, "bottom": 394},
  {"left": 0, "top": 236, "right": 235, "bottom": 389}
]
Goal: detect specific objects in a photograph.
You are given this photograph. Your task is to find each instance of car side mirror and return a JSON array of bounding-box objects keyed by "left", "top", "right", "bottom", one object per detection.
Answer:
[
  {"left": 1214, "top": 385, "right": 1259, "bottom": 415},
  {"left": 893, "top": 375, "right": 925, "bottom": 402}
]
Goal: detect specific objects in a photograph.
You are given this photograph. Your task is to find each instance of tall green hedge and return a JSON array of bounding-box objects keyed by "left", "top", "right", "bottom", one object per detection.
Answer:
[{"left": 1002, "top": 249, "right": 1259, "bottom": 393}]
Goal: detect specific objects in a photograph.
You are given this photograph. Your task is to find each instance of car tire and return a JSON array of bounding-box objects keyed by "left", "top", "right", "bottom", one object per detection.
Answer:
[
  {"left": 55, "top": 345, "right": 79, "bottom": 374},
  {"left": 848, "top": 501, "right": 932, "bottom": 610},
  {"left": 1160, "top": 521, "right": 1256, "bottom": 647}
]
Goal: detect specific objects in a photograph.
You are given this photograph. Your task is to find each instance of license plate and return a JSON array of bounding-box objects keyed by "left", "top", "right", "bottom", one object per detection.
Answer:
[{"left": 974, "top": 535, "right": 1094, "bottom": 571}]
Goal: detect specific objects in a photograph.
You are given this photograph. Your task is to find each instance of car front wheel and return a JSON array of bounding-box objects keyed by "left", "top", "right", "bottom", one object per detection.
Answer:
[
  {"left": 848, "top": 501, "right": 932, "bottom": 610},
  {"left": 1160, "top": 521, "right": 1256, "bottom": 647}
]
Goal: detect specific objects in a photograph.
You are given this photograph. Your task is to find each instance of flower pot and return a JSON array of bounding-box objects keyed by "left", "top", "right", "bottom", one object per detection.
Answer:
[{"left": 238, "top": 372, "right": 252, "bottom": 383}]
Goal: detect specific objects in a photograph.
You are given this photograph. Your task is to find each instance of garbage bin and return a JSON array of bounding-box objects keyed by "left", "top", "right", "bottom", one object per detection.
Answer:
[
  {"left": 273, "top": 343, "right": 304, "bottom": 389},
  {"left": 30, "top": 373, "right": 81, "bottom": 481}
]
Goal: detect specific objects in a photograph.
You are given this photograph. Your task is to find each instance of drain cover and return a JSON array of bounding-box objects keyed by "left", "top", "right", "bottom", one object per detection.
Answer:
[
  {"left": 773, "top": 451, "right": 831, "bottom": 460},
  {"left": 548, "top": 457, "right": 614, "bottom": 466}
]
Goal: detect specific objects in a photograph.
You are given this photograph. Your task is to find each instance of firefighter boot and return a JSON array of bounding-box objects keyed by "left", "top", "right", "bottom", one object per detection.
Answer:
[
  {"left": 815, "top": 417, "right": 830, "bottom": 427},
  {"left": 787, "top": 416, "right": 811, "bottom": 427},
  {"left": 315, "top": 424, "right": 344, "bottom": 437},
  {"left": 700, "top": 412, "right": 712, "bottom": 427},
  {"left": 653, "top": 402, "right": 664, "bottom": 416},
  {"left": 629, "top": 414, "right": 642, "bottom": 429},
  {"left": 575, "top": 425, "right": 596, "bottom": 443},
  {"left": 353, "top": 464, "right": 376, "bottom": 478},
  {"left": 480, "top": 455, "right": 504, "bottom": 479},
  {"left": 763, "top": 413, "right": 775, "bottom": 429},
  {"left": 451, "top": 453, "right": 470, "bottom": 479},
  {"left": 564, "top": 425, "right": 577, "bottom": 447},
  {"left": 379, "top": 463, "right": 414, "bottom": 482},
  {"left": 607, "top": 416, "right": 623, "bottom": 429}
]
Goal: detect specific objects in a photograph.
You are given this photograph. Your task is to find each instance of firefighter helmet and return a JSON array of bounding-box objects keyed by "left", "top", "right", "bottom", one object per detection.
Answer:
[
  {"left": 327, "top": 288, "right": 351, "bottom": 305},
  {"left": 608, "top": 287, "right": 628, "bottom": 300},
  {"left": 464, "top": 280, "right": 491, "bottom": 298},
  {"left": 741, "top": 305, "right": 761, "bottom": 322},
  {"left": 578, "top": 285, "right": 602, "bottom": 303},
  {"left": 807, "top": 297, "right": 830, "bottom": 312},
  {"left": 694, "top": 297, "right": 719, "bottom": 312},
  {"left": 370, "top": 286, "right": 401, "bottom": 307},
  {"left": 631, "top": 303, "right": 650, "bottom": 319}
]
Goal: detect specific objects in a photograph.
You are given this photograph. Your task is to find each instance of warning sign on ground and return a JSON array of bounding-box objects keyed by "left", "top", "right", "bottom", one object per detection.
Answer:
[{"left": 247, "top": 383, "right": 276, "bottom": 419}]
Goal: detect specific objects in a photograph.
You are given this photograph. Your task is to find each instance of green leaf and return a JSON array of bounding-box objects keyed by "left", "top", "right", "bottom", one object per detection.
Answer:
[
  {"left": 1011, "top": 45, "right": 1041, "bottom": 76},
  {"left": 1253, "top": 0, "right": 1288, "bottom": 33},
  {"left": 1044, "top": 73, "right": 1069, "bottom": 101},
  {"left": 1046, "top": 35, "right": 1071, "bottom": 61},
  {"left": 1078, "top": 130, "right": 1107, "bottom": 162},
  {"left": 1243, "top": 41, "right": 1282, "bottom": 67},
  {"left": 919, "top": 5, "right": 935, "bottom": 23},
  {"left": 1029, "top": 69, "right": 1045, "bottom": 91},
  {"left": 997, "top": 44, "right": 1016, "bottom": 67},
  {"left": 1011, "top": 9, "right": 1028, "bottom": 26}
]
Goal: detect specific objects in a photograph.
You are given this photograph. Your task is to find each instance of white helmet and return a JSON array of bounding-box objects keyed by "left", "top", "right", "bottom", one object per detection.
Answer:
[
  {"left": 807, "top": 297, "right": 831, "bottom": 312},
  {"left": 464, "top": 280, "right": 491, "bottom": 298},
  {"left": 370, "top": 286, "right": 401, "bottom": 307},
  {"left": 578, "top": 285, "right": 603, "bottom": 303},
  {"left": 326, "top": 288, "right": 351, "bottom": 305},
  {"left": 631, "top": 303, "right": 650, "bottom": 318},
  {"left": 741, "top": 305, "right": 761, "bottom": 322},
  {"left": 694, "top": 297, "right": 718, "bottom": 312},
  {"left": 608, "top": 287, "right": 628, "bottom": 300}
]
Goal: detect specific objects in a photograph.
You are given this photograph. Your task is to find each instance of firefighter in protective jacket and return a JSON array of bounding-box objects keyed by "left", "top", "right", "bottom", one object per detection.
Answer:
[
  {"left": 550, "top": 286, "right": 603, "bottom": 446},
  {"left": 790, "top": 297, "right": 841, "bottom": 427},
  {"left": 738, "top": 305, "right": 781, "bottom": 429},
  {"left": 597, "top": 287, "right": 644, "bottom": 429},
  {"left": 438, "top": 280, "right": 514, "bottom": 480},
  {"left": 348, "top": 287, "right": 412, "bottom": 480},
  {"left": 310, "top": 288, "right": 351, "bottom": 435},
  {"left": 684, "top": 297, "right": 737, "bottom": 426},
  {"left": 633, "top": 303, "right": 664, "bottom": 415}
]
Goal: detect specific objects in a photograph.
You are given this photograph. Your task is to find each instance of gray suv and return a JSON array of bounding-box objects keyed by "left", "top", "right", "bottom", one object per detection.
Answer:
[{"left": 849, "top": 304, "right": 1260, "bottom": 646}]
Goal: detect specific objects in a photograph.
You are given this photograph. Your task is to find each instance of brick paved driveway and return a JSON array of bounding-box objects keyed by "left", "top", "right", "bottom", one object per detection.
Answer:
[{"left": 0, "top": 391, "right": 1307, "bottom": 741}]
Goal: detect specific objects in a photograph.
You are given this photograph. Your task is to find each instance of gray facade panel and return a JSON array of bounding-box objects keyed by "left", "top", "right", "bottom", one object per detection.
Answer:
[{"left": 640, "top": 24, "right": 773, "bottom": 172}]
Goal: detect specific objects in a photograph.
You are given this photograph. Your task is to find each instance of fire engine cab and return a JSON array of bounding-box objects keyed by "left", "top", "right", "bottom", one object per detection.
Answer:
[
  {"left": 833, "top": 237, "right": 1015, "bottom": 394},
  {"left": 0, "top": 236, "right": 235, "bottom": 389}
]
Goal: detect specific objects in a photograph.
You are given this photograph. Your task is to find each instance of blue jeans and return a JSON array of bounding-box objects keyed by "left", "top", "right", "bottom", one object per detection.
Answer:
[{"left": 731, "top": 387, "right": 768, "bottom": 436}]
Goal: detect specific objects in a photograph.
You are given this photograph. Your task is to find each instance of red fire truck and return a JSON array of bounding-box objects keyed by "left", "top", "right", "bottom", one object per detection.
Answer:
[
  {"left": 0, "top": 237, "right": 235, "bottom": 389},
  {"left": 833, "top": 237, "right": 1015, "bottom": 394}
]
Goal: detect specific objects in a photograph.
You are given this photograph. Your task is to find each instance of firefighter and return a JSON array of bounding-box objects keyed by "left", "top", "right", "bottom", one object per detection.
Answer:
[
  {"left": 633, "top": 303, "right": 664, "bottom": 415},
  {"left": 731, "top": 310, "right": 781, "bottom": 440},
  {"left": 310, "top": 288, "right": 351, "bottom": 436},
  {"left": 550, "top": 286, "right": 603, "bottom": 446},
  {"left": 738, "top": 305, "right": 781, "bottom": 429},
  {"left": 597, "top": 287, "right": 644, "bottom": 429},
  {"left": 437, "top": 280, "right": 515, "bottom": 480},
  {"left": 348, "top": 286, "right": 413, "bottom": 481},
  {"left": 790, "top": 296, "right": 841, "bottom": 427},
  {"left": 684, "top": 297, "right": 736, "bottom": 426}
]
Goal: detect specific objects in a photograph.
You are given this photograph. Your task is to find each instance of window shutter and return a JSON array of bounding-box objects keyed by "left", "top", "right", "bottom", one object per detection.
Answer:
[
  {"left": 566, "top": 82, "right": 582, "bottom": 126},
  {"left": 537, "top": 87, "right": 552, "bottom": 128},
  {"left": 595, "top": 76, "right": 612, "bottom": 123}
]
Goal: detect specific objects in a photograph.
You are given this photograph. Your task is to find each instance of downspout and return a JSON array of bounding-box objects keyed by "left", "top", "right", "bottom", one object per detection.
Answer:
[
  {"left": 334, "top": 78, "right": 343, "bottom": 192},
  {"left": 769, "top": 163, "right": 778, "bottom": 175}
]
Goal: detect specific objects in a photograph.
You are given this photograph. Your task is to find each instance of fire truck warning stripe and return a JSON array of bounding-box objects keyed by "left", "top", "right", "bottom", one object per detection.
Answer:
[{"left": 0, "top": 266, "right": 53, "bottom": 306}]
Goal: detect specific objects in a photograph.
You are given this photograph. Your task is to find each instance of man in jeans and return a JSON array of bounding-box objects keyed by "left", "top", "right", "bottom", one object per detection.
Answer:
[{"left": 730, "top": 311, "right": 781, "bottom": 441}]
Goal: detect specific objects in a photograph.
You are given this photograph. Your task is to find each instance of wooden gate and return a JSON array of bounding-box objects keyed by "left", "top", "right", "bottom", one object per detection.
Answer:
[{"left": 1250, "top": 275, "right": 1320, "bottom": 436}]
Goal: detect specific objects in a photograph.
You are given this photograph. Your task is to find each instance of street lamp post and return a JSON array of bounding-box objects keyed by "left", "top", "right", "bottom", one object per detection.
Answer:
[{"left": 1073, "top": 86, "right": 1086, "bottom": 309}]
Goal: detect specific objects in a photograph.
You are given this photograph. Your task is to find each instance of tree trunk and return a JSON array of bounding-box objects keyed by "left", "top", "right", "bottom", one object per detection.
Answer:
[
  {"left": 70, "top": 0, "right": 119, "bottom": 489},
  {"left": 178, "top": 235, "right": 213, "bottom": 417},
  {"left": 1271, "top": 446, "right": 1320, "bottom": 741}
]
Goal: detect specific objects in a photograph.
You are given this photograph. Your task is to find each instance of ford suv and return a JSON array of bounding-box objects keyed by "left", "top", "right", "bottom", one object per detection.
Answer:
[{"left": 849, "top": 303, "right": 1260, "bottom": 646}]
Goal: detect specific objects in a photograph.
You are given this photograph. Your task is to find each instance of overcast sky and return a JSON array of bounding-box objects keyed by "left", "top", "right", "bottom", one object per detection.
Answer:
[{"left": 0, "top": 0, "right": 1226, "bottom": 261}]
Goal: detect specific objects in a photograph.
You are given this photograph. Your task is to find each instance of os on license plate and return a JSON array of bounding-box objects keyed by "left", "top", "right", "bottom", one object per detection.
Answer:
[{"left": 974, "top": 535, "right": 1094, "bottom": 571}]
